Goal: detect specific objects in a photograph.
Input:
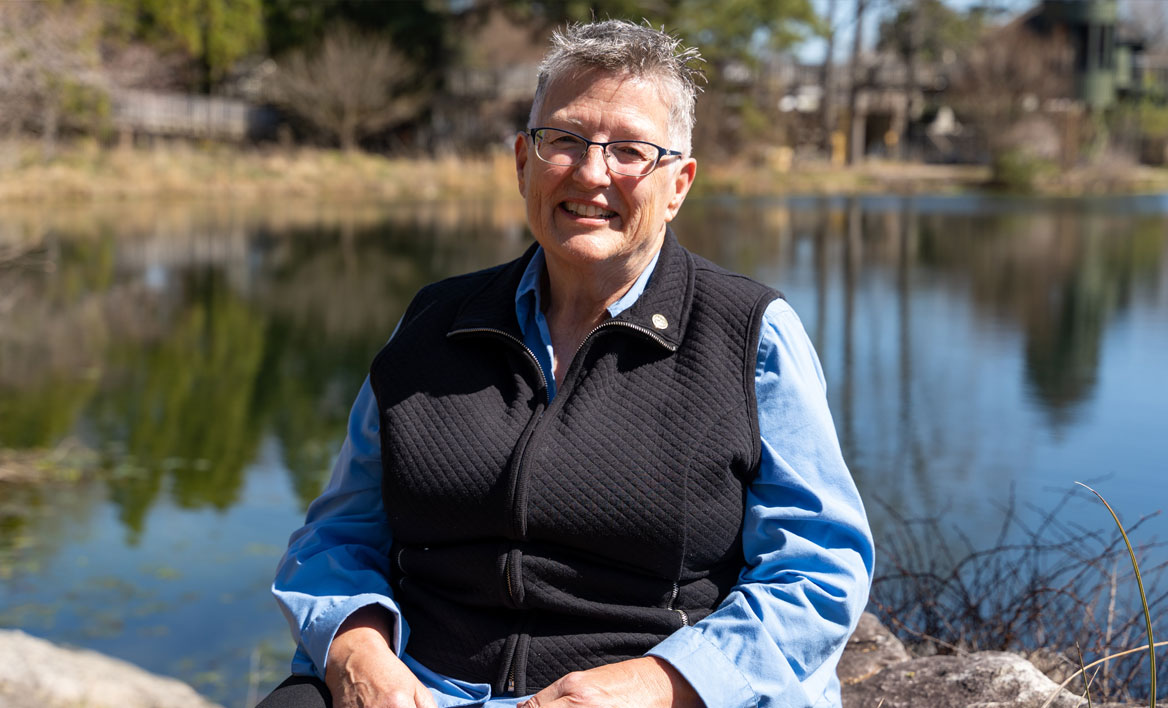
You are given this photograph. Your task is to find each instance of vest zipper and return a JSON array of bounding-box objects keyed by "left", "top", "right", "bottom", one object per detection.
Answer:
[
  {"left": 501, "top": 318, "right": 677, "bottom": 540},
  {"left": 503, "top": 551, "right": 516, "bottom": 604},
  {"left": 448, "top": 326, "right": 546, "bottom": 695},
  {"left": 450, "top": 321, "right": 677, "bottom": 693},
  {"left": 570, "top": 319, "right": 679, "bottom": 363},
  {"left": 448, "top": 325, "right": 548, "bottom": 539},
  {"left": 667, "top": 582, "right": 690, "bottom": 627}
]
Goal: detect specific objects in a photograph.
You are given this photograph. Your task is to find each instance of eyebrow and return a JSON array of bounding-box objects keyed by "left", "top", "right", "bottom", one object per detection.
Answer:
[{"left": 543, "top": 121, "right": 660, "bottom": 143}]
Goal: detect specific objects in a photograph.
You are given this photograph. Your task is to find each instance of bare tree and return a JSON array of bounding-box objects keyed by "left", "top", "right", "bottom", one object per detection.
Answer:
[
  {"left": 846, "top": 0, "right": 867, "bottom": 165},
  {"left": 267, "top": 24, "right": 424, "bottom": 152},
  {"left": 820, "top": 0, "right": 839, "bottom": 156},
  {"left": 0, "top": 2, "right": 108, "bottom": 159},
  {"left": 1121, "top": 0, "right": 1168, "bottom": 49},
  {"left": 947, "top": 19, "right": 1075, "bottom": 161}
]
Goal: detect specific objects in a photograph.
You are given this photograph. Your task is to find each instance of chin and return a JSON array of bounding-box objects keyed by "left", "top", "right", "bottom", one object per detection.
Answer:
[{"left": 551, "top": 231, "right": 628, "bottom": 262}]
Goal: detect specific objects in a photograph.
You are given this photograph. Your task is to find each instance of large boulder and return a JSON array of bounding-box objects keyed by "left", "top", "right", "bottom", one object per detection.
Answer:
[
  {"left": 842, "top": 650, "right": 1094, "bottom": 708},
  {"left": 0, "top": 629, "right": 223, "bottom": 708},
  {"left": 837, "top": 612, "right": 912, "bottom": 686}
]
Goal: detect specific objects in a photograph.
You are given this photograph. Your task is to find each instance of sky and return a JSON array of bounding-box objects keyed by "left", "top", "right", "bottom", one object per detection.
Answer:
[{"left": 798, "top": 0, "right": 1050, "bottom": 63}]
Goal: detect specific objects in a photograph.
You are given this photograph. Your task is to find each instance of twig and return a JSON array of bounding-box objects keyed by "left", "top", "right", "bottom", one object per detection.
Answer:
[
  {"left": 1076, "top": 643, "right": 1093, "bottom": 708},
  {"left": 1040, "top": 640, "right": 1168, "bottom": 708}
]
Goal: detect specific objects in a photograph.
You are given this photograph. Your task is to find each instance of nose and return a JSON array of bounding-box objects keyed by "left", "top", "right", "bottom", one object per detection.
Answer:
[{"left": 572, "top": 144, "right": 612, "bottom": 186}]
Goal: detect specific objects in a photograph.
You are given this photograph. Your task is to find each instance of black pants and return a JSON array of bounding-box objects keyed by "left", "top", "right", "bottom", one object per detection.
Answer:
[{"left": 256, "top": 675, "right": 332, "bottom": 708}]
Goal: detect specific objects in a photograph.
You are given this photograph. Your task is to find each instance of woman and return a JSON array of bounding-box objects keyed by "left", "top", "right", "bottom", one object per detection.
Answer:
[{"left": 263, "top": 20, "right": 873, "bottom": 708}]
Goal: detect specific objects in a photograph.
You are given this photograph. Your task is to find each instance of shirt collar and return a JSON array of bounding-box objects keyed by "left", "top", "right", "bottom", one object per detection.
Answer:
[{"left": 450, "top": 229, "right": 690, "bottom": 354}]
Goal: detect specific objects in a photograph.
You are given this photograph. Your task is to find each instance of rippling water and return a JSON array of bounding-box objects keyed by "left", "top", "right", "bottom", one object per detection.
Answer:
[{"left": 1, "top": 194, "right": 1165, "bottom": 703}]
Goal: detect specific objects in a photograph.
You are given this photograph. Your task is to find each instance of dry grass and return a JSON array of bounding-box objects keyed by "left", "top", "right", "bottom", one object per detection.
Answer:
[
  {"left": 0, "top": 139, "right": 521, "bottom": 203},
  {"left": 1, "top": 139, "right": 1165, "bottom": 204},
  {"left": 695, "top": 158, "right": 994, "bottom": 197}
]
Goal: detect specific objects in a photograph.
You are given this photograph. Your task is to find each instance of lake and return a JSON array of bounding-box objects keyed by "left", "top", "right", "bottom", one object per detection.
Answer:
[{"left": 1, "top": 193, "right": 1166, "bottom": 704}]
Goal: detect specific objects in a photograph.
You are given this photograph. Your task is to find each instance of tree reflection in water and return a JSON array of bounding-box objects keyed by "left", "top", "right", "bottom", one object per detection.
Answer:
[
  {"left": 2, "top": 196, "right": 1166, "bottom": 533},
  {"left": 0, "top": 200, "right": 528, "bottom": 551}
]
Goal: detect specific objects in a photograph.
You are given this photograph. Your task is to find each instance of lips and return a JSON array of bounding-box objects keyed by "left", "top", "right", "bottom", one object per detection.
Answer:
[{"left": 562, "top": 201, "right": 617, "bottom": 219}]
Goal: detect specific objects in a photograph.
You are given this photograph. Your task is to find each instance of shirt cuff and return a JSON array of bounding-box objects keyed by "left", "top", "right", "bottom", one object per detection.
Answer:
[
  {"left": 647, "top": 626, "right": 757, "bottom": 708},
  {"left": 302, "top": 594, "right": 407, "bottom": 680}
]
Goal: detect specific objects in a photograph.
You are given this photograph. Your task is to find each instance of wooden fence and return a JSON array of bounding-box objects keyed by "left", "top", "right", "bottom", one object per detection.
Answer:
[{"left": 111, "top": 89, "right": 281, "bottom": 141}]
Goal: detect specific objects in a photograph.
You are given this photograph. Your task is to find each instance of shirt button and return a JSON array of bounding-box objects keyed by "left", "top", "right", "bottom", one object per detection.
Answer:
[{"left": 651, "top": 313, "right": 668, "bottom": 330}]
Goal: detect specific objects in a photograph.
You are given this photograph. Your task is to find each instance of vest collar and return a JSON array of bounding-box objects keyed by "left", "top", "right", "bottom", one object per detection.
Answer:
[{"left": 448, "top": 229, "right": 694, "bottom": 353}]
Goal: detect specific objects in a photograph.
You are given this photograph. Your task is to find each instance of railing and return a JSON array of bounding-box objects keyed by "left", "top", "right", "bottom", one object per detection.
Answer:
[{"left": 111, "top": 89, "right": 280, "bottom": 141}]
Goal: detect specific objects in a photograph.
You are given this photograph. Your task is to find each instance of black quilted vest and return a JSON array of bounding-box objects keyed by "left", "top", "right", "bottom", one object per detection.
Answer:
[{"left": 369, "top": 231, "right": 778, "bottom": 696}]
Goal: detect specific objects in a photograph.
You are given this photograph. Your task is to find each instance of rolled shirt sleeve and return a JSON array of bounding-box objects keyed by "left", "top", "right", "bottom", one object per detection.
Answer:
[
  {"left": 648, "top": 298, "right": 875, "bottom": 708},
  {"left": 271, "top": 375, "right": 406, "bottom": 680}
]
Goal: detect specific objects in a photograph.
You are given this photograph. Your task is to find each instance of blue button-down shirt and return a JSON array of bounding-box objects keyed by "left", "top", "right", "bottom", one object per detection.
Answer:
[{"left": 272, "top": 245, "right": 873, "bottom": 708}]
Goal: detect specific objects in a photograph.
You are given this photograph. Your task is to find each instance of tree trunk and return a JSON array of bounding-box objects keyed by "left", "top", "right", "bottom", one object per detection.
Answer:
[
  {"left": 339, "top": 116, "right": 356, "bottom": 152},
  {"left": 902, "top": 0, "right": 922, "bottom": 162},
  {"left": 41, "top": 98, "right": 59, "bottom": 163},
  {"left": 847, "top": 0, "right": 867, "bottom": 166},
  {"left": 821, "top": 0, "right": 838, "bottom": 157},
  {"left": 199, "top": 6, "right": 213, "bottom": 94}
]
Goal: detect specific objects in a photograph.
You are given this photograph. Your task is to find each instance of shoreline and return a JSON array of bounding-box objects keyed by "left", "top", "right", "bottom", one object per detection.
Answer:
[{"left": 2, "top": 141, "right": 1166, "bottom": 204}]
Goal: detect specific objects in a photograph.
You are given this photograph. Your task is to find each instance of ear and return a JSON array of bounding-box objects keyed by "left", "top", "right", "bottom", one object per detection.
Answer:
[
  {"left": 663, "top": 157, "right": 697, "bottom": 223},
  {"left": 515, "top": 131, "right": 529, "bottom": 198}
]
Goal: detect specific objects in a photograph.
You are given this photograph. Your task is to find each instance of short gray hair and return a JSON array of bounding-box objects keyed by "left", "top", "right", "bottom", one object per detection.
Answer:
[{"left": 529, "top": 20, "right": 704, "bottom": 156}]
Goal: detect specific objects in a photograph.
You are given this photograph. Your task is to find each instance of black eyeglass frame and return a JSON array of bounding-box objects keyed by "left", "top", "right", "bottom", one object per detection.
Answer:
[{"left": 525, "top": 127, "right": 683, "bottom": 177}]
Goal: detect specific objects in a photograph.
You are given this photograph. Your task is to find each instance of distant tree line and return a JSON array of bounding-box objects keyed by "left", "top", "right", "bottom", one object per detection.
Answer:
[
  {"left": 1, "top": 0, "right": 1166, "bottom": 164},
  {"left": 0, "top": 0, "right": 825, "bottom": 155}
]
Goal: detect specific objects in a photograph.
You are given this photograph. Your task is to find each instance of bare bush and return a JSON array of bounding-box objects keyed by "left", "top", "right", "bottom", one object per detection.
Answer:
[
  {"left": 101, "top": 42, "right": 197, "bottom": 93},
  {"left": 0, "top": 2, "right": 108, "bottom": 156},
  {"left": 948, "top": 20, "right": 1076, "bottom": 168},
  {"left": 871, "top": 488, "right": 1168, "bottom": 703},
  {"left": 266, "top": 24, "right": 425, "bottom": 151}
]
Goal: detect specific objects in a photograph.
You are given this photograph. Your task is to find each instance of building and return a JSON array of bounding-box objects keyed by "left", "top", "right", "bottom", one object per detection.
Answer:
[{"left": 1023, "top": 0, "right": 1147, "bottom": 109}]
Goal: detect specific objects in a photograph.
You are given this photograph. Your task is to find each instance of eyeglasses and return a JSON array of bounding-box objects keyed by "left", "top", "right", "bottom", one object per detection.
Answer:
[{"left": 526, "top": 127, "right": 682, "bottom": 177}]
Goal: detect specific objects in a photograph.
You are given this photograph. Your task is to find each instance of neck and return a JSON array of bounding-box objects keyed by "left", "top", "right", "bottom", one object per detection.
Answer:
[{"left": 541, "top": 238, "right": 661, "bottom": 332}]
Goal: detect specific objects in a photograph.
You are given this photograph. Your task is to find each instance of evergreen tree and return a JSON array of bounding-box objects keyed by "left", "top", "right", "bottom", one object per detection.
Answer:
[{"left": 107, "top": 0, "right": 266, "bottom": 92}]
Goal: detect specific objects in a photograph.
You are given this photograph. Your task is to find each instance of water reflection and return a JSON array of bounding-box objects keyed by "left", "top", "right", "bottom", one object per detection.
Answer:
[
  {"left": 1, "top": 194, "right": 1166, "bottom": 702},
  {"left": 1, "top": 200, "right": 529, "bottom": 520},
  {"left": 3, "top": 195, "right": 1166, "bottom": 536},
  {"left": 684, "top": 196, "right": 1166, "bottom": 426},
  {"left": 678, "top": 195, "right": 1168, "bottom": 548}
]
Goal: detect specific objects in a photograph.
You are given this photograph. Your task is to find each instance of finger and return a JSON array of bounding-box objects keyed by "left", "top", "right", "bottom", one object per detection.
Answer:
[
  {"left": 380, "top": 689, "right": 422, "bottom": 708},
  {"left": 518, "top": 681, "right": 563, "bottom": 708}
]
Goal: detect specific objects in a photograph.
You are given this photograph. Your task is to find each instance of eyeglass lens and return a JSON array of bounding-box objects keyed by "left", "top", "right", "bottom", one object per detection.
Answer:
[{"left": 534, "top": 129, "right": 658, "bottom": 176}]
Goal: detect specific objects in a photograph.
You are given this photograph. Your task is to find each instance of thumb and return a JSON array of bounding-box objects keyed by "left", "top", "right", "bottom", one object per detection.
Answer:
[
  {"left": 518, "top": 681, "right": 563, "bottom": 708},
  {"left": 415, "top": 685, "right": 440, "bottom": 708}
]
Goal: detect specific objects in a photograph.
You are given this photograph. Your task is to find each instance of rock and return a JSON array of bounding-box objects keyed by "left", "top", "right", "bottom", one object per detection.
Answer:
[
  {"left": 0, "top": 629, "right": 223, "bottom": 708},
  {"left": 841, "top": 651, "right": 1090, "bottom": 708},
  {"left": 1024, "top": 647, "right": 1079, "bottom": 685},
  {"left": 837, "top": 612, "right": 912, "bottom": 685}
]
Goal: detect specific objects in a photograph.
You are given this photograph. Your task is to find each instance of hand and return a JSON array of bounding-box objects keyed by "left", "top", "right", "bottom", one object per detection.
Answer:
[
  {"left": 520, "top": 657, "right": 703, "bottom": 708},
  {"left": 325, "top": 606, "right": 438, "bottom": 708}
]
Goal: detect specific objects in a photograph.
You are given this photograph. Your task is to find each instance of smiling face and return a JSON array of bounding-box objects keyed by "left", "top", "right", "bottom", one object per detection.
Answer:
[{"left": 515, "top": 69, "right": 697, "bottom": 282}]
